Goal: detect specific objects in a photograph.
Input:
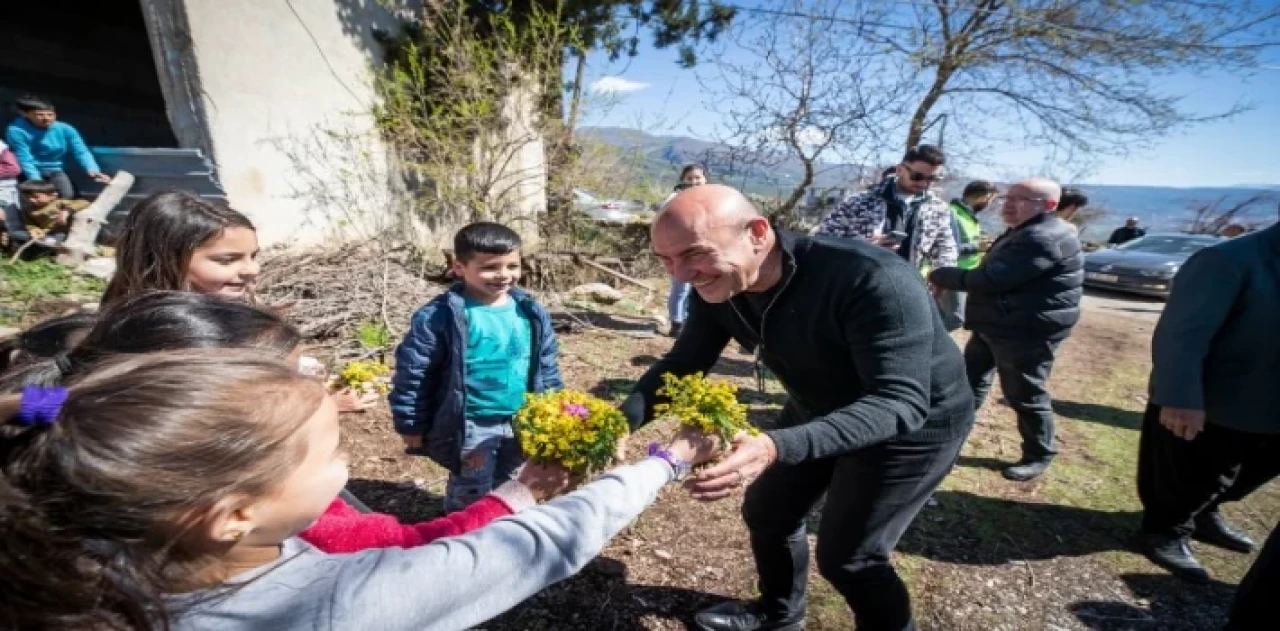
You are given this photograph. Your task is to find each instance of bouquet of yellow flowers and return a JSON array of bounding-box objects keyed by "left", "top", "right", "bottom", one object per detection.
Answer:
[
  {"left": 515, "top": 390, "right": 629, "bottom": 474},
  {"left": 655, "top": 372, "right": 757, "bottom": 446},
  {"left": 333, "top": 359, "right": 392, "bottom": 396}
]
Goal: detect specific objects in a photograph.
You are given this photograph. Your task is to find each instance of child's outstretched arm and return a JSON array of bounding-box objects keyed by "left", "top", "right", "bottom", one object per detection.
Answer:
[
  {"left": 332, "top": 458, "right": 677, "bottom": 630},
  {"left": 298, "top": 481, "right": 533, "bottom": 553},
  {"left": 388, "top": 304, "right": 447, "bottom": 440}
]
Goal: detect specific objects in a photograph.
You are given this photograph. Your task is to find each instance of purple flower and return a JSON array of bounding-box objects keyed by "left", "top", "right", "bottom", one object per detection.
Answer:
[{"left": 562, "top": 403, "right": 590, "bottom": 419}]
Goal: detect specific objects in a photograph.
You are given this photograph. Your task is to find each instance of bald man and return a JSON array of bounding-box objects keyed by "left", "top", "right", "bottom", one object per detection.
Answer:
[
  {"left": 622, "top": 185, "right": 974, "bottom": 631},
  {"left": 929, "top": 178, "right": 1083, "bottom": 481}
]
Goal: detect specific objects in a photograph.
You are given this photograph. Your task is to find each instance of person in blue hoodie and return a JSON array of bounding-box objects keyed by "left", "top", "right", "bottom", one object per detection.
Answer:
[
  {"left": 390, "top": 222, "right": 564, "bottom": 512},
  {"left": 5, "top": 95, "right": 110, "bottom": 199}
]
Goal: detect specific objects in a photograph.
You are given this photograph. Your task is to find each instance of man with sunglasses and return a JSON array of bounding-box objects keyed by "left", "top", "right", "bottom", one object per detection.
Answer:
[
  {"left": 928, "top": 178, "right": 1083, "bottom": 482},
  {"left": 817, "top": 145, "right": 957, "bottom": 274}
]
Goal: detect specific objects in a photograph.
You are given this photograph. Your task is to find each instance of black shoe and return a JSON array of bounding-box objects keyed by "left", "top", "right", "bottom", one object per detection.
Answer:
[
  {"left": 1001, "top": 458, "right": 1052, "bottom": 481},
  {"left": 668, "top": 322, "right": 683, "bottom": 339},
  {"left": 694, "top": 601, "right": 805, "bottom": 631},
  {"left": 1194, "top": 511, "right": 1256, "bottom": 553},
  {"left": 1139, "top": 533, "right": 1210, "bottom": 584}
]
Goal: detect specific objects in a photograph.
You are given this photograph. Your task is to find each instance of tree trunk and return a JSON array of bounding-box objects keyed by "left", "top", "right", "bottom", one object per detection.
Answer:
[
  {"left": 780, "top": 157, "right": 815, "bottom": 218},
  {"left": 564, "top": 52, "right": 586, "bottom": 148},
  {"left": 56, "top": 171, "right": 135, "bottom": 266},
  {"left": 906, "top": 66, "right": 955, "bottom": 150}
]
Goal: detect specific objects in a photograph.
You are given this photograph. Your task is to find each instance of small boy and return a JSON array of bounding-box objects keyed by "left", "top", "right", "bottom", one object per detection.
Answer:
[
  {"left": 389, "top": 222, "right": 563, "bottom": 512},
  {"left": 5, "top": 95, "right": 110, "bottom": 200},
  {"left": 18, "top": 180, "right": 89, "bottom": 245}
]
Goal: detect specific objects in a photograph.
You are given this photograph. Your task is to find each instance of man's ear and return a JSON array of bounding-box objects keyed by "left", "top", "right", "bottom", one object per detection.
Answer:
[{"left": 746, "top": 217, "right": 771, "bottom": 243}]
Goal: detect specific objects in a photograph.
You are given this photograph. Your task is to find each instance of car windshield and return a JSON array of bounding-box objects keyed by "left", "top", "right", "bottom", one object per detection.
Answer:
[{"left": 1116, "top": 236, "right": 1215, "bottom": 256}]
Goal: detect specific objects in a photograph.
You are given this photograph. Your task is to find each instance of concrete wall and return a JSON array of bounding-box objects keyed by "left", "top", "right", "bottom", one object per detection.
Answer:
[
  {"left": 141, "top": 0, "right": 548, "bottom": 250},
  {"left": 145, "top": 0, "right": 397, "bottom": 245}
]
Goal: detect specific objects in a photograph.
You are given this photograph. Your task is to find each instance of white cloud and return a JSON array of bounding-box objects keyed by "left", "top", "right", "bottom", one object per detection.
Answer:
[{"left": 590, "top": 76, "right": 650, "bottom": 94}]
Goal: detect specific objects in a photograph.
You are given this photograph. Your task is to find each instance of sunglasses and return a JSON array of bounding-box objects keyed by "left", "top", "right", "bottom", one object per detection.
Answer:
[{"left": 900, "top": 164, "right": 945, "bottom": 183}]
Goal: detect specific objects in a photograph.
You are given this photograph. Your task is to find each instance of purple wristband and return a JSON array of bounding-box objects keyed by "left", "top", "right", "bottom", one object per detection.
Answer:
[{"left": 647, "top": 441, "right": 691, "bottom": 481}]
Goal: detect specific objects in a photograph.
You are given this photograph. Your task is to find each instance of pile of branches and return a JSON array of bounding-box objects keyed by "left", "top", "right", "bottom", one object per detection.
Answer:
[{"left": 256, "top": 242, "right": 440, "bottom": 363}]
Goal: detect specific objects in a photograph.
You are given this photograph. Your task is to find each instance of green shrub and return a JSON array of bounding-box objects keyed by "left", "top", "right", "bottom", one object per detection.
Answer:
[{"left": 0, "top": 260, "right": 105, "bottom": 305}]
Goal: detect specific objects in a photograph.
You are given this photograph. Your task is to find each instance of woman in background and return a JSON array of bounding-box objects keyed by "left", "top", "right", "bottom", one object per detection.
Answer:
[{"left": 663, "top": 164, "right": 707, "bottom": 338}]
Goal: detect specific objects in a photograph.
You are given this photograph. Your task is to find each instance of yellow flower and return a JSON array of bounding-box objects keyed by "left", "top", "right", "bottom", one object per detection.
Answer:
[
  {"left": 656, "top": 372, "right": 757, "bottom": 446},
  {"left": 514, "top": 389, "right": 629, "bottom": 475},
  {"left": 336, "top": 359, "right": 392, "bottom": 395}
]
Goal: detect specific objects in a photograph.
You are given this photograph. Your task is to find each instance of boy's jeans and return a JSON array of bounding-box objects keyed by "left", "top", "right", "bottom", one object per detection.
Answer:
[
  {"left": 444, "top": 415, "right": 524, "bottom": 513},
  {"left": 39, "top": 169, "right": 76, "bottom": 200},
  {"left": 668, "top": 279, "right": 692, "bottom": 324}
]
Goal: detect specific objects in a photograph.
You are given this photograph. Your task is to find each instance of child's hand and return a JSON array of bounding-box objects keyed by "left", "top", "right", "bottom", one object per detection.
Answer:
[
  {"left": 56, "top": 211, "right": 70, "bottom": 225},
  {"left": 401, "top": 434, "right": 426, "bottom": 454},
  {"left": 667, "top": 425, "right": 724, "bottom": 467},
  {"left": 614, "top": 430, "right": 630, "bottom": 460},
  {"left": 332, "top": 387, "right": 378, "bottom": 413},
  {"left": 516, "top": 462, "right": 575, "bottom": 501},
  {"left": 89, "top": 171, "right": 112, "bottom": 183}
]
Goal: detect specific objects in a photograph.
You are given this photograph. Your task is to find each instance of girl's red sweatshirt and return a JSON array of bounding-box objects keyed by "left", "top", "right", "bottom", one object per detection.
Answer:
[{"left": 299, "top": 482, "right": 535, "bottom": 553}]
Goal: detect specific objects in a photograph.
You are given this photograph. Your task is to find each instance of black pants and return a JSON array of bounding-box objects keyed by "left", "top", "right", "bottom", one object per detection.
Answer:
[
  {"left": 1226, "top": 521, "right": 1280, "bottom": 630},
  {"left": 338, "top": 487, "right": 373, "bottom": 514},
  {"left": 744, "top": 430, "right": 969, "bottom": 631},
  {"left": 964, "top": 332, "right": 1061, "bottom": 460},
  {"left": 39, "top": 169, "right": 75, "bottom": 200},
  {"left": 1137, "top": 403, "right": 1280, "bottom": 537}
]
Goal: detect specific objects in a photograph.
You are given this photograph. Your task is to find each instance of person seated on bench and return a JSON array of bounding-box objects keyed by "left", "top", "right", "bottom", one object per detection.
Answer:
[
  {"left": 4, "top": 94, "right": 111, "bottom": 199},
  {"left": 18, "top": 179, "right": 88, "bottom": 247}
]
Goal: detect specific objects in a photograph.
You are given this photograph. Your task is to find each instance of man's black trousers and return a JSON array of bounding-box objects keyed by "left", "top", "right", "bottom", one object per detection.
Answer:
[
  {"left": 1137, "top": 403, "right": 1279, "bottom": 537},
  {"left": 744, "top": 427, "right": 970, "bottom": 631},
  {"left": 1227, "top": 521, "right": 1280, "bottom": 630},
  {"left": 964, "top": 332, "right": 1062, "bottom": 460}
]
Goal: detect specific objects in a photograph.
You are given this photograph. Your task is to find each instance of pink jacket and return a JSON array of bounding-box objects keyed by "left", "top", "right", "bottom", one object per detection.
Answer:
[{"left": 0, "top": 146, "right": 20, "bottom": 180}]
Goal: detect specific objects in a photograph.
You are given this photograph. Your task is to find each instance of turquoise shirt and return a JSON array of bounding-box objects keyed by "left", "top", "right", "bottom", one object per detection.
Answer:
[
  {"left": 464, "top": 298, "right": 532, "bottom": 418},
  {"left": 4, "top": 119, "right": 101, "bottom": 181}
]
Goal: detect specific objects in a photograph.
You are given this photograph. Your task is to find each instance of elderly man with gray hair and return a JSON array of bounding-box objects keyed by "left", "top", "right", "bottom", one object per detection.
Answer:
[{"left": 929, "top": 178, "right": 1083, "bottom": 481}]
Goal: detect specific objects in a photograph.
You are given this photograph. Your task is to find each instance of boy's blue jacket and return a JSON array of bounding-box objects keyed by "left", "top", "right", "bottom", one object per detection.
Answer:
[{"left": 389, "top": 285, "right": 563, "bottom": 473}]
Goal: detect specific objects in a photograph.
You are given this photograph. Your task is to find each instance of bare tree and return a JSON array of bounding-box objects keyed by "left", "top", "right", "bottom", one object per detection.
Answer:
[
  {"left": 702, "top": 0, "right": 909, "bottom": 219},
  {"left": 1185, "top": 193, "right": 1277, "bottom": 235},
  {"left": 866, "top": 0, "right": 1280, "bottom": 158}
]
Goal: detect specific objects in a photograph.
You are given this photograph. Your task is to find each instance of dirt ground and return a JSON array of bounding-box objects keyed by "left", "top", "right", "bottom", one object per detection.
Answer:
[{"left": 337, "top": 283, "right": 1277, "bottom": 631}]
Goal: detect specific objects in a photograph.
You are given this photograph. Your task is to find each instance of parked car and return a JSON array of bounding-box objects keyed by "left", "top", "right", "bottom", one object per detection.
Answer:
[
  {"left": 1082, "top": 233, "right": 1223, "bottom": 298},
  {"left": 572, "top": 188, "right": 647, "bottom": 224}
]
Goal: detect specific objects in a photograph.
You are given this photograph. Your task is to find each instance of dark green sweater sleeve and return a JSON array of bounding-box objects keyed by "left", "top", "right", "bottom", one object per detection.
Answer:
[
  {"left": 620, "top": 297, "right": 730, "bottom": 430},
  {"left": 1150, "top": 248, "right": 1242, "bottom": 410},
  {"left": 765, "top": 263, "right": 934, "bottom": 463}
]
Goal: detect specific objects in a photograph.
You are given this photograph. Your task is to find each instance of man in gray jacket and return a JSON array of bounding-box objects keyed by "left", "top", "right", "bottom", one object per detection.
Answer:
[
  {"left": 1138, "top": 222, "right": 1280, "bottom": 583},
  {"left": 929, "top": 178, "right": 1083, "bottom": 482}
]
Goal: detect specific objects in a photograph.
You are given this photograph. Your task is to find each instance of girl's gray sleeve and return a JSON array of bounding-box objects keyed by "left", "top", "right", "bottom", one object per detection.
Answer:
[{"left": 329, "top": 458, "right": 675, "bottom": 630}]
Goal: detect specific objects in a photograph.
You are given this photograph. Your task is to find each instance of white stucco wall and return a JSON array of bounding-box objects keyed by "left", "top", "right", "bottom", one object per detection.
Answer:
[
  {"left": 146, "top": 0, "right": 548, "bottom": 249},
  {"left": 175, "top": 0, "right": 398, "bottom": 246}
]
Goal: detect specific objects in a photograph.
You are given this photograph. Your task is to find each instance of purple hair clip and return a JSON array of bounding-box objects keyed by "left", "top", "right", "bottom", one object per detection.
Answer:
[{"left": 16, "top": 386, "right": 69, "bottom": 427}]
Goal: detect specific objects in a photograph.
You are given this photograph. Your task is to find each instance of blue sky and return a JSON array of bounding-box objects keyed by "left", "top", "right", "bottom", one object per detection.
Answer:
[{"left": 575, "top": 6, "right": 1280, "bottom": 189}]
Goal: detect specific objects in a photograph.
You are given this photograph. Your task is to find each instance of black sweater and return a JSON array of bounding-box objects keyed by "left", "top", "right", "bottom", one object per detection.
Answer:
[{"left": 621, "top": 231, "right": 974, "bottom": 465}]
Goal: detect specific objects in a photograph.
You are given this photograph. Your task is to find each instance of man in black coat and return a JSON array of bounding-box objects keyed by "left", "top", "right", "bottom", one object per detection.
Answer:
[
  {"left": 1138, "top": 223, "right": 1280, "bottom": 583},
  {"left": 929, "top": 178, "right": 1083, "bottom": 481},
  {"left": 623, "top": 185, "right": 974, "bottom": 631},
  {"left": 1108, "top": 217, "right": 1146, "bottom": 246}
]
